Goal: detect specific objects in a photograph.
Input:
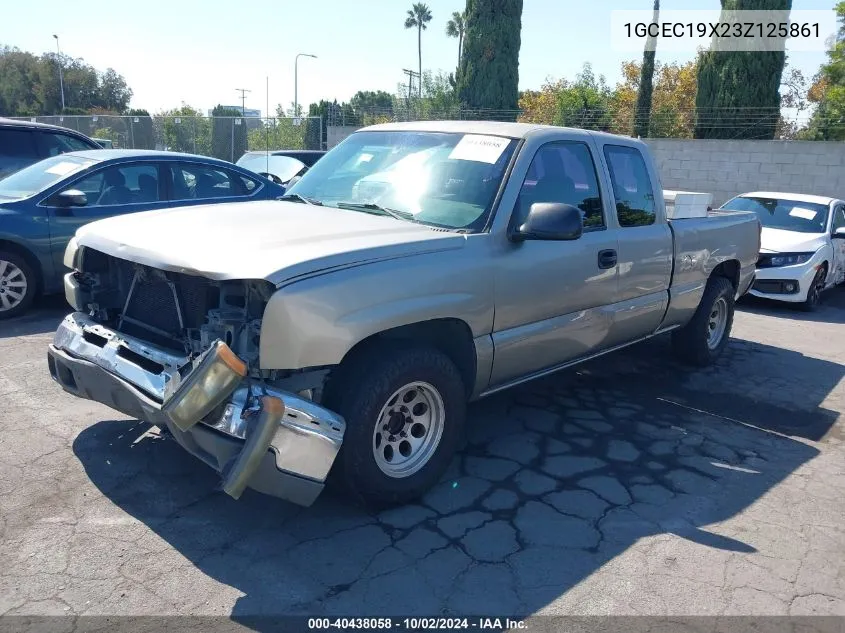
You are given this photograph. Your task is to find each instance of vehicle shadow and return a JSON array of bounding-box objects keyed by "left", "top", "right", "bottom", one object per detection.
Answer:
[
  {"left": 0, "top": 294, "right": 68, "bottom": 339},
  {"left": 71, "top": 333, "right": 834, "bottom": 620},
  {"left": 737, "top": 288, "right": 845, "bottom": 325}
]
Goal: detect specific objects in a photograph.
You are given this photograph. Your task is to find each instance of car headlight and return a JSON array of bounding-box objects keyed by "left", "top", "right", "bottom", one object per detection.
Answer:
[
  {"left": 162, "top": 341, "right": 248, "bottom": 431},
  {"left": 63, "top": 237, "right": 80, "bottom": 270},
  {"left": 762, "top": 252, "right": 815, "bottom": 267}
]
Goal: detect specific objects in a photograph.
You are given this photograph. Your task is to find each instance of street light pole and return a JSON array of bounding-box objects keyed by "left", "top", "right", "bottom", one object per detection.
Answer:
[
  {"left": 294, "top": 53, "right": 317, "bottom": 118},
  {"left": 53, "top": 34, "right": 65, "bottom": 114}
]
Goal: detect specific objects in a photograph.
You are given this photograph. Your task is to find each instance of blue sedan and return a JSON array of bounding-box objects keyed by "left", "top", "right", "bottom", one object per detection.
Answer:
[{"left": 0, "top": 150, "right": 285, "bottom": 318}]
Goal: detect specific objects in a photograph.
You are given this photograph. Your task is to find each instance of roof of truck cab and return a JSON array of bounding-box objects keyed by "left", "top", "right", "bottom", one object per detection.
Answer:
[
  {"left": 360, "top": 120, "right": 640, "bottom": 143},
  {"left": 738, "top": 191, "right": 839, "bottom": 206}
]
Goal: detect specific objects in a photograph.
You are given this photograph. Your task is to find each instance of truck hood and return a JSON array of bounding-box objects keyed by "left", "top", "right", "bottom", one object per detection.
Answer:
[
  {"left": 74, "top": 200, "right": 465, "bottom": 285},
  {"left": 759, "top": 227, "right": 827, "bottom": 254}
]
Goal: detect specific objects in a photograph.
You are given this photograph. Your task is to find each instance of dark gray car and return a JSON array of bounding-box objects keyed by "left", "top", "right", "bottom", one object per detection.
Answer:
[{"left": 0, "top": 118, "right": 102, "bottom": 179}]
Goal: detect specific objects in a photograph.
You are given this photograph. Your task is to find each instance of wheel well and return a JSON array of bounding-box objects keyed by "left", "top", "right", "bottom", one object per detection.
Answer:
[
  {"left": 0, "top": 239, "right": 42, "bottom": 292},
  {"left": 711, "top": 259, "right": 739, "bottom": 291},
  {"left": 338, "top": 318, "right": 478, "bottom": 397}
]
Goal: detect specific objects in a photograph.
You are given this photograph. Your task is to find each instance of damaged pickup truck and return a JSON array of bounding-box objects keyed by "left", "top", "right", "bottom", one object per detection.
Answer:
[{"left": 48, "top": 121, "right": 760, "bottom": 508}]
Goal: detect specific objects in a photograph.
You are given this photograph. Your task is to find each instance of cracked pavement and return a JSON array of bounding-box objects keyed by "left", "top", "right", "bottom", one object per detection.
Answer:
[{"left": 1, "top": 292, "right": 844, "bottom": 618}]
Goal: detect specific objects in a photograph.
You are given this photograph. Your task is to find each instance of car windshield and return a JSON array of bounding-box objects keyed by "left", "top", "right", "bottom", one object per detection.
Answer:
[
  {"left": 722, "top": 196, "right": 829, "bottom": 234},
  {"left": 0, "top": 155, "right": 97, "bottom": 200},
  {"left": 237, "top": 154, "right": 305, "bottom": 183},
  {"left": 285, "top": 130, "right": 518, "bottom": 231}
]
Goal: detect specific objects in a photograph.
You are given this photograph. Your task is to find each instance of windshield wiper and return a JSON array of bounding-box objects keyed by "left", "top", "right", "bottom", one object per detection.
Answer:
[
  {"left": 335, "top": 201, "right": 414, "bottom": 221},
  {"left": 277, "top": 193, "right": 323, "bottom": 205}
]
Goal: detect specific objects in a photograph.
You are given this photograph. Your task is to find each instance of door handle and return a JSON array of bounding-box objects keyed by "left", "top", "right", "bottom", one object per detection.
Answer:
[{"left": 598, "top": 249, "right": 617, "bottom": 269}]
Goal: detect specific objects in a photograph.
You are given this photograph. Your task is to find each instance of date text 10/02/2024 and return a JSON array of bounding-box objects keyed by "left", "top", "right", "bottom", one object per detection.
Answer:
[{"left": 307, "top": 618, "right": 528, "bottom": 630}]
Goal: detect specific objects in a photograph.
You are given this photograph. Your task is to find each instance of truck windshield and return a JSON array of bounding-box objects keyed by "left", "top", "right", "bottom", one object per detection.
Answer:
[
  {"left": 285, "top": 131, "right": 518, "bottom": 231},
  {"left": 722, "top": 196, "right": 829, "bottom": 234}
]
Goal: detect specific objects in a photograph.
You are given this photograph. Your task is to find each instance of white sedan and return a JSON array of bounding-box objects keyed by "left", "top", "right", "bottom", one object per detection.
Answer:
[{"left": 721, "top": 192, "right": 845, "bottom": 310}]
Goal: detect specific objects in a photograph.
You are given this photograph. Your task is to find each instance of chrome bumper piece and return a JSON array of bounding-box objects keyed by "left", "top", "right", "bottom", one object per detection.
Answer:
[{"left": 48, "top": 312, "right": 345, "bottom": 506}]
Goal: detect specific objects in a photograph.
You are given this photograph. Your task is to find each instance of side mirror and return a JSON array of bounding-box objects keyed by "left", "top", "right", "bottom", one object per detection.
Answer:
[
  {"left": 833, "top": 227, "right": 845, "bottom": 239},
  {"left": 52, "top": 189, "right": 88, "bottom": 207},
  {"left": 512, "top": 202, "right": 583, "bottom": 242}
]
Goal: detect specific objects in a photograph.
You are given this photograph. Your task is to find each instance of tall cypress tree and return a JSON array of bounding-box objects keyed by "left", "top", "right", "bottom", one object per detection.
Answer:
[
  {"left": 633, "top": 0, "right": 660, "bottom": 138},
  {"left": 456, "top": 0, "right": 523, "bottom": 115},
  {"left": 694, "top": 0, "right": 792, "bottom": 139}
]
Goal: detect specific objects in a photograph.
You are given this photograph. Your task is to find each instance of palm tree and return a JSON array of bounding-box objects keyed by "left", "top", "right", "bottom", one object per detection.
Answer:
[
  {"left": 445, "top": 11, "right": 466, "bottom": 70},
  {"left": 405, "top": 2, "right": 433, "bottom": 97}
]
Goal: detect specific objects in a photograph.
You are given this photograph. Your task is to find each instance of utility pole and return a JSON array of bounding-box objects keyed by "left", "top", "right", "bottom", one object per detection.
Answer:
[
  {"left": 402, "top": 69, "right": 420, "bottom": 119},
  {"left": 294, "top": 53, "right": 317, "bottom": 118},
  {"left": 53, "top": 34, "right": 65, "bottom": 114},
  {"left": 235, "top": 88, "right": 251, "bottom": 116}
]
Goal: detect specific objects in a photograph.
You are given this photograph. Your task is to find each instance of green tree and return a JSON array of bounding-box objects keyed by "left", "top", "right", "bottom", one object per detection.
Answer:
[
  {"left": 633, "top": 0, "right": 659, "bottom": 138},
  {"left": 445, "top": 10, "right": 466, "bottom": 70},
  {"left": 211, "top": 105, "right": 247, "bottom": 160},
  {"left": 349, "top": 90, "right": 394, "bottom": 119},
  {"left": 160, "top": 105, "right": 210, "bottom": 154},
  {"left": 456, "top": 0, "right": 523, "bottom": 115},
  {"left": 803, "top": 1, "right": 845, "bottom": 140},
  {"left": 404, "top": 3, "right": 433, "bottom": 98},
  {"left": 694, "top": 0, "right": 792, "bottom": 139},
  {"left": 98, "top": 68, "right": 132, "bottom": 113}
]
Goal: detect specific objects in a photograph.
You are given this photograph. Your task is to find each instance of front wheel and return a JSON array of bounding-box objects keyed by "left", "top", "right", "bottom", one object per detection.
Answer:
[
  {"left": 798, "top": 266, "right": 827, "bottom": 312},
  {"left": 0, "top": 251, "right": 36, "bottom": 320},
  {"left": 672, "top": 276, "right": 735, "bottom": 367},
  {"left": 326, "top": 345, "right": 466, "bottom": 508}
]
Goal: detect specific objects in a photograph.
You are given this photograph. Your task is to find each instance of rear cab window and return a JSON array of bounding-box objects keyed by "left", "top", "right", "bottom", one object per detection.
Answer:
[{"left": 603, "top": 145, "right": 657, "bottom": 227}]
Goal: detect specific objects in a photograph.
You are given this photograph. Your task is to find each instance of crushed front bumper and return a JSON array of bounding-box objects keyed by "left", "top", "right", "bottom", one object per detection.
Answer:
[{"left": 47, "top": 312, "right": 345, "bottom": 506}]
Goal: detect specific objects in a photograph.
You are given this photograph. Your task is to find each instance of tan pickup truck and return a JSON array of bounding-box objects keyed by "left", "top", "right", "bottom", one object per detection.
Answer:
[{"left": 48, "top": 121, "right": 760, "bottom": 508}]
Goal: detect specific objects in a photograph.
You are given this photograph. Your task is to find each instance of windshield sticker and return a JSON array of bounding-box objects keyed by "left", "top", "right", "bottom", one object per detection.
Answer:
[
  {"left": 45, "top": 161, "right": 84, "bottom": 176},
  {"left": 448, "top": 135, "right": 510, "bottom": 164},
  {"left": 789, "top": 207, "right": 818, "bottom": 220}
]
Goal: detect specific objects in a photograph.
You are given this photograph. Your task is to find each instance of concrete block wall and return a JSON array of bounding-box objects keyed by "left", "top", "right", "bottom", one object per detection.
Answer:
[{"left": 645, "top": 139, "right": 845, "bottom": 206}]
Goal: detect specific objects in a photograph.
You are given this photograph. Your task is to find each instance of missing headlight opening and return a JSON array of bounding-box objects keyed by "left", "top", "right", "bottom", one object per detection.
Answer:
[{"left": 73, "top": 248, "right": 274, "bottom": 368}]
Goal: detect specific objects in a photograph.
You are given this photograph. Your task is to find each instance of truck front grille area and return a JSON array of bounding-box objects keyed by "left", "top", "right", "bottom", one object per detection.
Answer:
[{"left": 84, "top": 250, "right": 219, "bottom": 349}]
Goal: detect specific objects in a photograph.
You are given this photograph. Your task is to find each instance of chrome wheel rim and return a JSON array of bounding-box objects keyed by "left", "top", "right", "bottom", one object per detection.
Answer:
[
  {"left": 372, "top": 381, "right": 445, "bottom": 479},
  {"left": 0, "top": 260, "right": 27, "bottom": 313},
  {"left": 707, "top": 297, "right": 728, "bottom": 350}
]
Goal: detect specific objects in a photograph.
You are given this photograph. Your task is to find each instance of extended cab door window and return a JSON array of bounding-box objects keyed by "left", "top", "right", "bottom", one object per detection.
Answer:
[
  {"left": 603, "top": 145, "right": 656, "bottom": 227},
  {"left": 516, "top": 141, "right": 605, "bottom": 230}
]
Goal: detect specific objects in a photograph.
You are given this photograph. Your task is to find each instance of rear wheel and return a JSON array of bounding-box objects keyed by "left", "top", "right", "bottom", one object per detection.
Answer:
[
  {"left": 0, "top": 251, "right": 36, "bottom": 320},
  {"left": 326, "top": 344, "right": 466, "bottom": 508},
  {"left": 672, "top": 276, "right": 735, "bottom": 366},
  {"left": 798, "top": 266, "right": 827, "bottom": 312}
]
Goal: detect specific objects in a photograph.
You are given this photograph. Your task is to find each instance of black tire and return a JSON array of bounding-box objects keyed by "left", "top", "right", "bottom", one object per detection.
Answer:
[
  {"left": 325, "top": 343, "right": 466, "bottom": 509},
  {"left": 0, "top": 250, "right": 37, "bottom": 320},
  {"left": 672, "top": 276, "right": 735, "bottom": 367},
  {"left": 798, "top": 266, "right": 826, "bottom": 312}
]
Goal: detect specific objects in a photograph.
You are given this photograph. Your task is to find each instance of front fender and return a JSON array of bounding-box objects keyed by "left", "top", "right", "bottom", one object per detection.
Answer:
[{"left": 258, "top": 246, "right": 493, "bottom": 370}]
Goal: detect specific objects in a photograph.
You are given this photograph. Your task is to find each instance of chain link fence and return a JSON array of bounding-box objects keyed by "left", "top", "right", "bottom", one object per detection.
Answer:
[{"left": 8, "top": 115, "right": 323, "bottom": 161}]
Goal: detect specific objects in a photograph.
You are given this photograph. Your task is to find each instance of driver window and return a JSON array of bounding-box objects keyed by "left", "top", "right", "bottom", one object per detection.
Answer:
[
  {"left": 516, "top": 141, "right": 605, "bottom": 230},
  {"left": 67, "top": 163, "right": 161, "bottom": 207}
]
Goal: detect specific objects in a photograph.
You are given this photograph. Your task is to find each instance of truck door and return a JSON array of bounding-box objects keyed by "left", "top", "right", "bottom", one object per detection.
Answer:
[
  {"left": 599, "top": 144, "right": 673, "bottom": 346},
  {"left": 489, "top": 140, "right": 619, "bottom": 387}
]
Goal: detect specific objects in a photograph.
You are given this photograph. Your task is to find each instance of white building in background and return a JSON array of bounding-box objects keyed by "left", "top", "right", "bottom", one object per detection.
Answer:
[{"left": 208, "top": 106, "right": 262, "bottom": 117}]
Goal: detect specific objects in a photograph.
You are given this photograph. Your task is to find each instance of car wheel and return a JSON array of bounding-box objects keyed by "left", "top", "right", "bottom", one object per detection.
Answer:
[
  {"left": 0, "top": 251, "right": 36, "bottom": 320},
  {"left": 672, "top": 276, "right": 735, "bottom": 367},
  {"left": 325, "top": 344, "right": 466, "bottom": 509},
  {"left": 798, "top": 266, "right": 827, "bottom": 312}
]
